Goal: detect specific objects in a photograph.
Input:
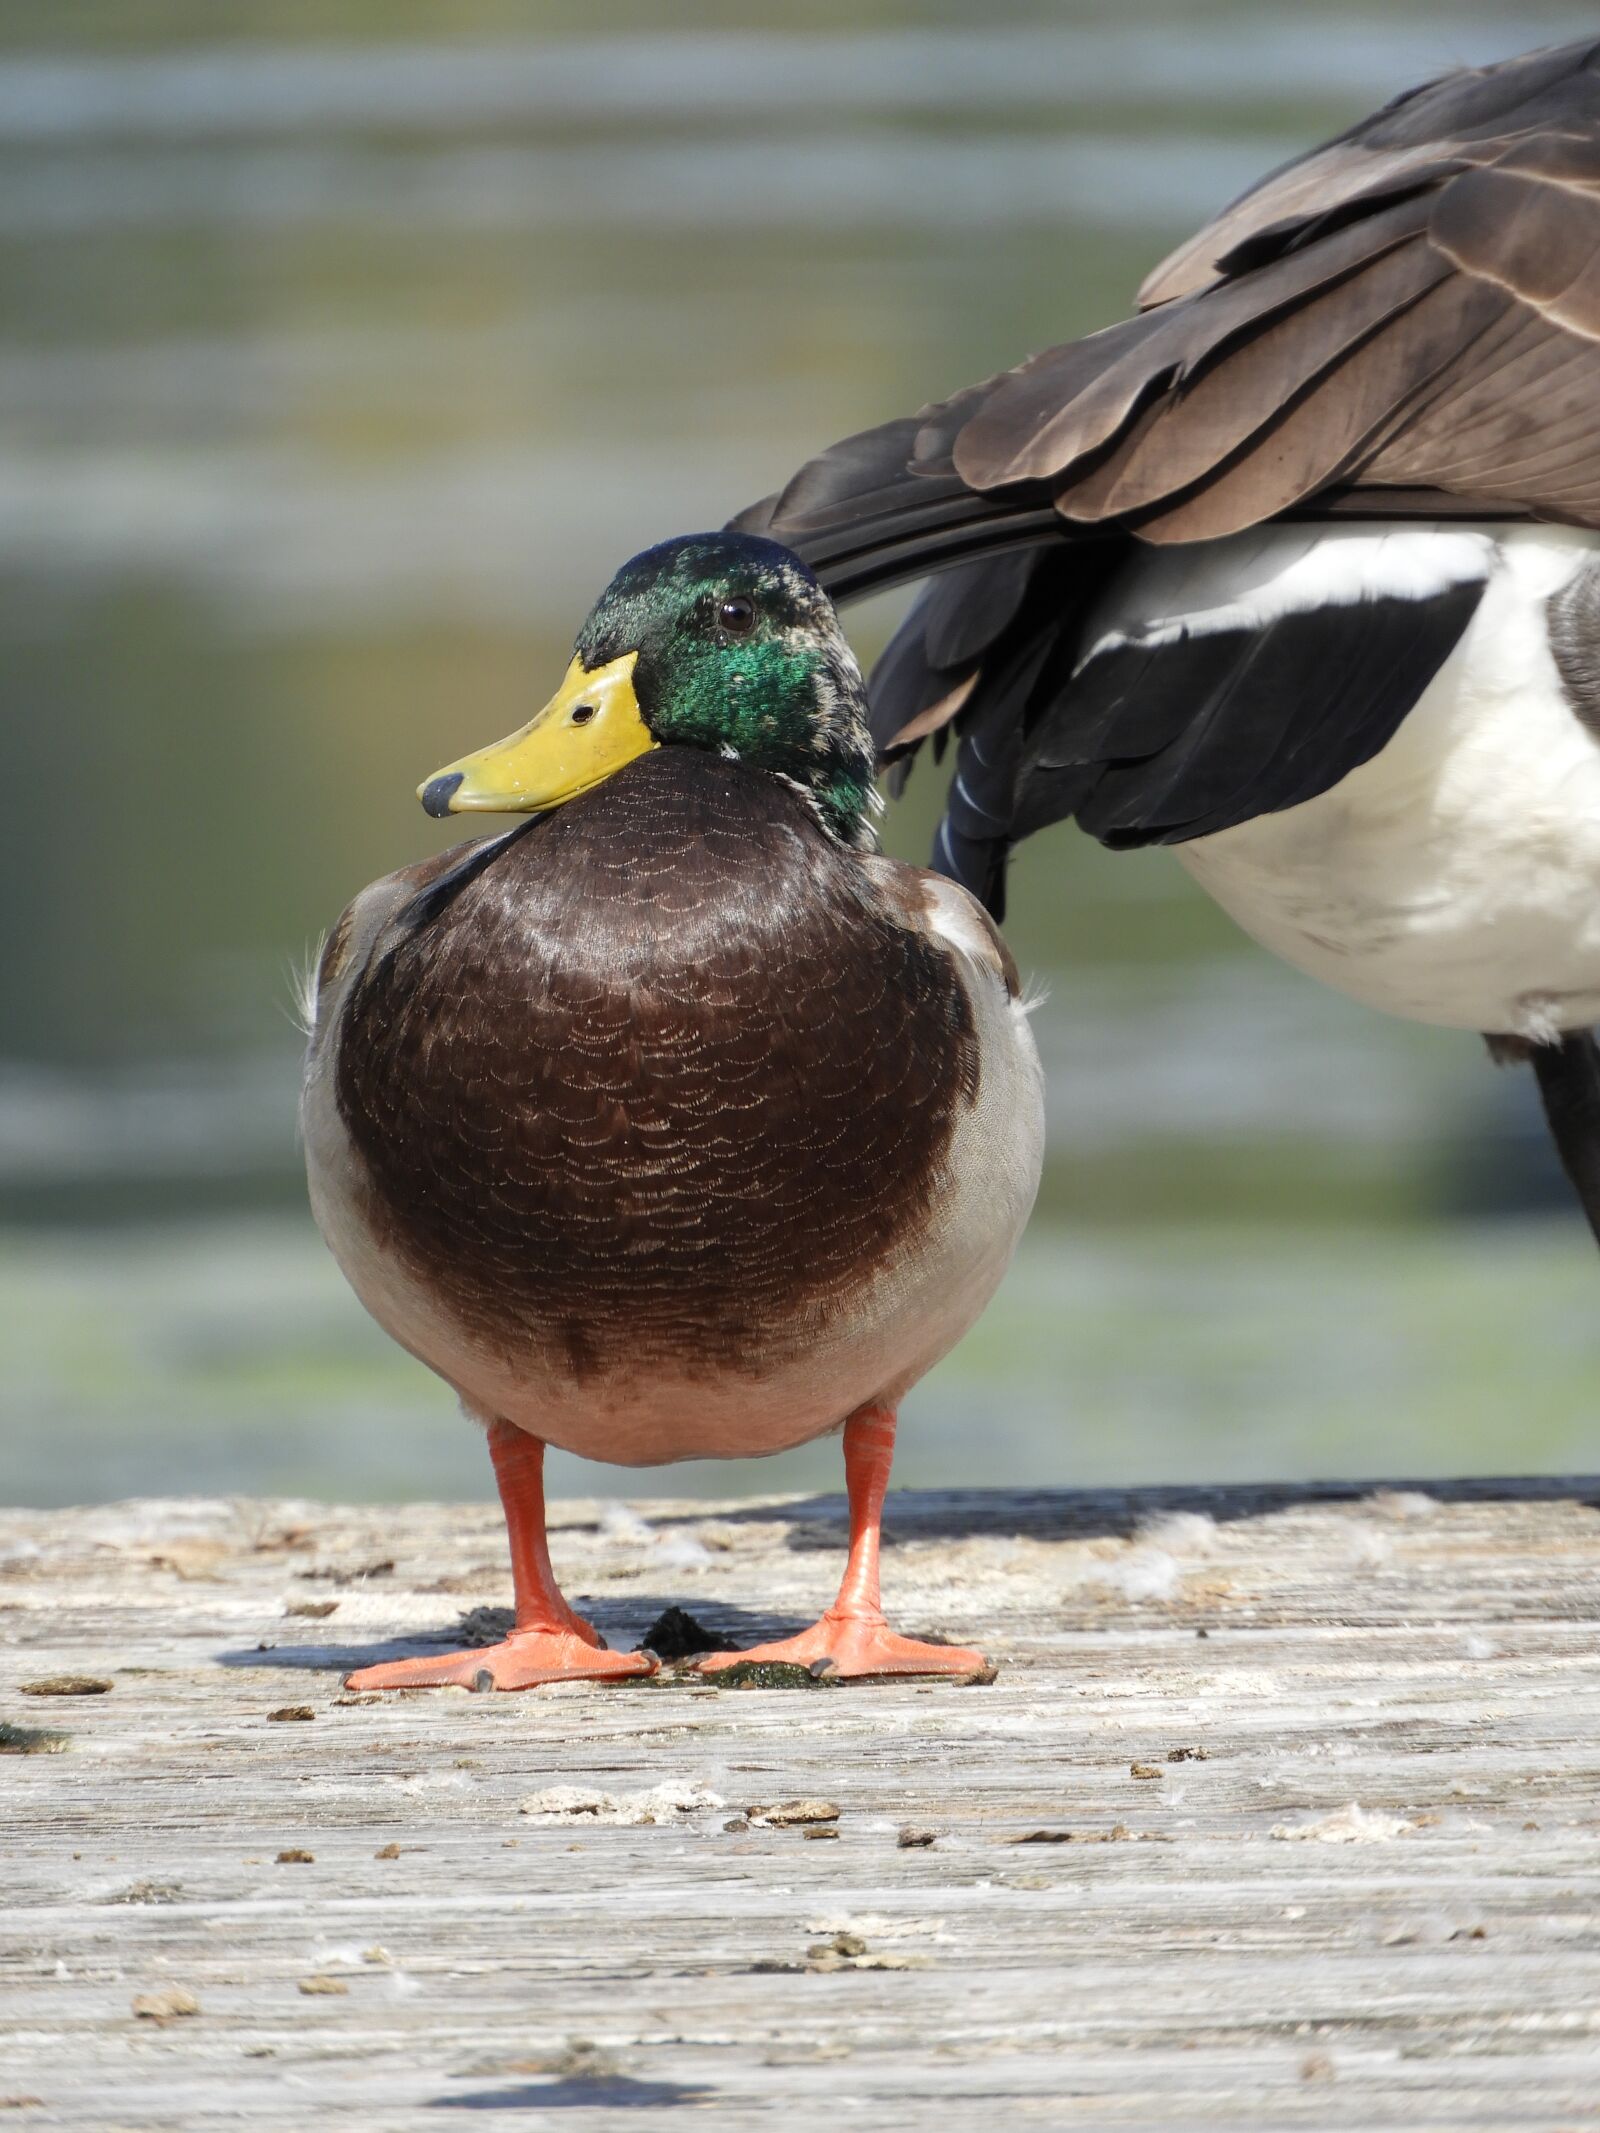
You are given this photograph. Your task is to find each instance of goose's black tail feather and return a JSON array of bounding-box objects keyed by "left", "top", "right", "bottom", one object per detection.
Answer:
[
  {"left": 734, "top": 423, "right": 1110, "bottom": 915},
  {"left": 867, "top": 542, "right": 1123, "bottom": 919}
]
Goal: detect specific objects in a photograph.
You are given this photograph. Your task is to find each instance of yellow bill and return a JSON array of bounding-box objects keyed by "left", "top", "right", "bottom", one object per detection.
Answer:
[{"left": 419, "top": 651, "right": 656, "bottom": 817}]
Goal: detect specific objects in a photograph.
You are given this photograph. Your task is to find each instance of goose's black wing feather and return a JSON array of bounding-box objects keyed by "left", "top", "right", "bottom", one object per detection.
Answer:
[
  {"left": 1023, "top": 553, "right": 1487, "bottom": 849},
  {"left": 866, "top": 547, "right": 1116, "bottom": 916}
]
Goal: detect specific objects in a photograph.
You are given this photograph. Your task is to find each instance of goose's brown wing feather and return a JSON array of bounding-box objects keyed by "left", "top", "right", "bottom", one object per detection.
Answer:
[
  {"left": 734, "top": 36, "right": 1600, "bottom": 912},
  {"left": 741, "top": 36, "right": 1600, "bottom": 579},
  {"left": 1138, "top": 37, "right": 1600, "bottom": 309}
]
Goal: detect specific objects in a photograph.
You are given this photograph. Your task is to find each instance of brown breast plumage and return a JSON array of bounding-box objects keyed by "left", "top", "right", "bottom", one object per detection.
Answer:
[{"left": 333, "top": 750, "right": 977, "bottom": 1382}]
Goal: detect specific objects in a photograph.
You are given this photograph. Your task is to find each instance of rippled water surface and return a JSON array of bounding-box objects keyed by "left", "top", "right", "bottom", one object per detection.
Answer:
[{"left": 4, "top": 2, "right": 1596, "bottom": 1504}]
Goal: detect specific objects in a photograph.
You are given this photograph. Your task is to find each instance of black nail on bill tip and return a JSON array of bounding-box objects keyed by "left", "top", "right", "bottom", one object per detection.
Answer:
[{"left": 420, "top": 772, "right": 464, "bottom": 819}]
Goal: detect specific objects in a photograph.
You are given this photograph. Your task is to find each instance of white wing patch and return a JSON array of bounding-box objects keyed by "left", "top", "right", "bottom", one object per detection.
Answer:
[{"left": 1076, "top": 523, "right": 1494, "bottom": 673}]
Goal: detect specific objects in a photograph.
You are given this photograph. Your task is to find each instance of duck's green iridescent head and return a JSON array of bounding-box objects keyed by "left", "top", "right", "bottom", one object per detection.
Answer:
[{"left": 420, "top": 533, "right": 878, "bottom": 847}]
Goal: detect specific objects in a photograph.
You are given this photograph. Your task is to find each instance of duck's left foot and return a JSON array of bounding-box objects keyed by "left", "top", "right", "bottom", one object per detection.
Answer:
[
  {"left": 696, "top": 1607, "right": 987, "bottom": 1682},
  {"left": 345, "top": 1629, "right": 657, "bottom": 1693}
]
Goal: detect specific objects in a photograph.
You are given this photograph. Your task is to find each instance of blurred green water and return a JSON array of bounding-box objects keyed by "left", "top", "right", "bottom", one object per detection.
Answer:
[
  {"left": 9, "top": 1216, "right": 1598, "bottom": 1508},
  {"left": 2, "top": 1, "right": 1596, "bottom": 1504}
]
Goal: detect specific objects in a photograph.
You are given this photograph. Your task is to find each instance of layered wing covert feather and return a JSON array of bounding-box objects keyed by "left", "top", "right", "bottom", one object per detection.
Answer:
[{"left": 733, "top": 37, "right": 1600, "bottom": 910}]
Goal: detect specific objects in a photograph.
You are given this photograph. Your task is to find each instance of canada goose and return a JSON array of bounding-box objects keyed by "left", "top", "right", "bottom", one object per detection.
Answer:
[{"left": 739, "top": 36, "right": 1600, "bottom": 1241}]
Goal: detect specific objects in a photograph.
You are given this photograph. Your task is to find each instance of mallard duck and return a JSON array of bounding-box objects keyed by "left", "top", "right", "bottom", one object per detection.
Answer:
[
  {"left": 301, "top": 533, "right": 1044, "bottom": 1688},
  {"left": 739, "top": 35, "right": 1600, "bottom": 1242}
]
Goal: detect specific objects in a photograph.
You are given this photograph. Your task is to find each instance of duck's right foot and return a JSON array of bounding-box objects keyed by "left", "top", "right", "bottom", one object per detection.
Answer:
[{"left": 345, "top": 1629, "right": 657, "bottom": 1693}]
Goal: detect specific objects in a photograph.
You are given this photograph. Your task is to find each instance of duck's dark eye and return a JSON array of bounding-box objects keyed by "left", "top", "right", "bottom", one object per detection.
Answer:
[
  {"left": 718, "top": 595, "right": 756, "bottom": 636},
  {"left": 570, "top": 702, "right": 597, "bottom": 725}
]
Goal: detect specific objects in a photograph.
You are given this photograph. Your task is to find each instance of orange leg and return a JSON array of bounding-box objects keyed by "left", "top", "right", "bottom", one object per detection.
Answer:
[
  {"left": 697, "top": 1405, "right": 988, "bottom": 1681},
  {"left": 345, "top": 1420, "right": 656, "bottom": 1691}
]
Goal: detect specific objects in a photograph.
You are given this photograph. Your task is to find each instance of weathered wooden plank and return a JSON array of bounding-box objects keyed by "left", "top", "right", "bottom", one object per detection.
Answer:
[{"left": 2, "top": 1479, "right": 1599, "bottom": 2129}]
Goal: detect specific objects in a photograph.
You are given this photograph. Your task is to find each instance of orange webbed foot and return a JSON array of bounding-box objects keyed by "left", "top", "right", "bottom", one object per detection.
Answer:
[
  {"left": 696, "top": 1607, "right": 988, "bottom": 1682},
  {"left": 345, "top": 1628, "right": 656, "bottom": 1693}
]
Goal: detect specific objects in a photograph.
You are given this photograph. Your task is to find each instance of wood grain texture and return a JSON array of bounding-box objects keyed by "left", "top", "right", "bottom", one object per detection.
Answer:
[{"left": 3, "top": 1478, "right": 1599, "bottom": 2129}]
